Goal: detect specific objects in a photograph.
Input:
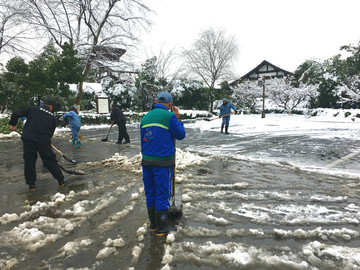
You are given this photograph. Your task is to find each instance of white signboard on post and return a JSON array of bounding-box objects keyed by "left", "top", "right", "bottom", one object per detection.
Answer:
[{"left": 96, "top": 96, "right": 110, "bottom": 114}]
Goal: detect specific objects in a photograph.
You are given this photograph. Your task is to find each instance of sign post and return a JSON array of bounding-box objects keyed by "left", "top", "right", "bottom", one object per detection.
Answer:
[
  {"left": 96, "top": 96, "right": 110, "bottom": 114},
  {"left": 258, "top": 77, "right": 266, "bottom": 118}
]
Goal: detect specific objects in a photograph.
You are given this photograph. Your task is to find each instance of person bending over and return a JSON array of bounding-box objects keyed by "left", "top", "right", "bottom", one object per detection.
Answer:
[
  {"left": 60, "top": 105, "right": 82, "bottom": 148},
  {"left": 9, "top": 100, "right": 67, "bottom": 191}
]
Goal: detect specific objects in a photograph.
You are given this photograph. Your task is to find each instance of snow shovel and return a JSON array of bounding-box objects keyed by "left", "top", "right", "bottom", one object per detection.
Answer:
[
  {"left": 169, "top": 140, "right": 182, "bottom": 219},
  {"left": 15, "top": 130, "right": 83, "bottom": 175},
  {"left": 101, "top": 124, "right": 114, "bottom": 141},
  {"left": 58, "top": 164, "right": 85, "bottom": 175},
  {"left": 51, "top": 144, "right": 78, "bottom": 164},
  {"left": 203, "top": 112, "right": 235, "bottom": 121},
  {"left": 15, "top": 129, "right": 77, "bottom": 164}
]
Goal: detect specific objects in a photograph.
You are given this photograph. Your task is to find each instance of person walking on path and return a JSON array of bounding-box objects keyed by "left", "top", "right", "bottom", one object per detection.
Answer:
[
  {"left": 219, "top": 98, "right": 237, "bottom": 134},
  {"left": 110, "top": 105, "right": 130, "bottom": 144},
  {"left": 140, "top": 92, "right": 186, "bottom": 236},
  {"left": 60, "top": 105, "right": 82, "bottom": 148},
  {"left": 9, "top": 99, "right": 67, "bottom": 191}
]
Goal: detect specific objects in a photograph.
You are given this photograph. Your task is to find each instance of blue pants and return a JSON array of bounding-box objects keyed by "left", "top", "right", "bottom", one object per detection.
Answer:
[
  {"left": 142, "top": 166, "right": 173, "bottom": 211},
  {"left": 222, "top": 115, "right": 230, "bottom": 126},
  {"left": 71, "top": 125, "right": 80, "bottom": 141}
]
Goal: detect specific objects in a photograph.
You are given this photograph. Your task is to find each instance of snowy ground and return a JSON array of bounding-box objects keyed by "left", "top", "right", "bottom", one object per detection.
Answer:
[{"left": 0, "top": 109, "right": 360, "bottom": 270}]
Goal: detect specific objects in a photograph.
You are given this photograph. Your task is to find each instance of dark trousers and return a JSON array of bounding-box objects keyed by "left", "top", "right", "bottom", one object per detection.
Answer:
[
  {"left": 117, "top": 121, "right": 130, "bottom": 143},
  {"left": 23, "top": 140, "right": 64, "bottom": 185}
]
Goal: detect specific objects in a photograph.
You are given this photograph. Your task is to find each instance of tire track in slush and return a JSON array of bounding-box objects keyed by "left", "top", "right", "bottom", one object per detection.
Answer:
[{"left": 166, "top": 156, "right": 360, "bottom": 270}]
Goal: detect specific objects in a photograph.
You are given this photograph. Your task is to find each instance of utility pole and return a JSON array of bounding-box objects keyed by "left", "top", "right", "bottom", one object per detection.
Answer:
[{"left": 258, "top": 76, "right": 266, "bottom": 118}]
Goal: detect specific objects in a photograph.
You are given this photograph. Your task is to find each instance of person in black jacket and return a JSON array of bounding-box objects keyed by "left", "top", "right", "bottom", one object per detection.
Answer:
[
  {"left": 9, "top": 100, "right": 67, "bottom": 191},
  {"left": 110, "top": 105, "right": 130, "bottom": 144}
]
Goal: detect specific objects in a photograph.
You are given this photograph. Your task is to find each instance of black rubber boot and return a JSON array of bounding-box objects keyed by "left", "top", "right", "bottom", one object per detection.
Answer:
[
  {"left": 147, "top": 207, "right": 156, "bottom": 232},
  {"left": 225, "top": 125, "right": 229, "bottom": 134},
  {"left": 221, "top": 124, "right": 224, "bottom": 134},
  {"left": 29, "top": 183, "right": 36, "bottom": 191},
  {"left": 155, "top": 210, "right": 176, "bottom": 236}
]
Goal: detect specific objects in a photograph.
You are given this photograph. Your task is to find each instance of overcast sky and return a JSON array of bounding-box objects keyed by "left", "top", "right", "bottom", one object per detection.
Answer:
[{"left": 139, "top": 0, "right": 360, "bottom": 77}]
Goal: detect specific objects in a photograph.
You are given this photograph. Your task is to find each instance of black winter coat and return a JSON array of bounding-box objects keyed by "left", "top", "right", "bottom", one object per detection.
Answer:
[
  {"left": 9, "top": 106, "right": 57, "bottom": 145},
  {"left": 110, "top": 107, "right": 126, "bottom": 123}
]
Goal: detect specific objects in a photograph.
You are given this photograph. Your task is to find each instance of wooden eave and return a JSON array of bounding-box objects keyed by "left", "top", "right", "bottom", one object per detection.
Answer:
[{"left": 230, "top": 60, "right": 294, "bottom": 86}]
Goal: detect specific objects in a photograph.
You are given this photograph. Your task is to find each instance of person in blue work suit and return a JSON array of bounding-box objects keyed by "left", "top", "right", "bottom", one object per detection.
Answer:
[
  {"left": 219, "top": 98, "right": 237, "bottom": 134},
  {"left": 140, "top": 92, "right": 186, "bottom": 236},
  {"left": 60, "top": 105, "right": 82, "bottom": 148}
]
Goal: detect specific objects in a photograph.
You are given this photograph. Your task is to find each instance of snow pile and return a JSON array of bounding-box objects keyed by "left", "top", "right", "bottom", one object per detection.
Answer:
[
  {"left": 59, "top": 239, "right": 93, "bottom": 258},
  {"left": 0, "top": 131, "right": 20, "bottom": 139},
  {"left": 5, "top": 217, "right": 77, "bottom": 252},
  {"left": 95, "top": 236, "right": 126, "bottom": 259},
  {"left": 0, "top": 213, "right": 20, "bottom": 224},
  {"left": 96, "top": 247, "right": 117, "bottom": 259},
  {"left": 171, "top": 148, "right": 211, "bottom": 169},
  {"left": 0, "top": 258, "right": 18, "bottom": 270},
  {"left": 90, "top": 152, "right": 142, "bottom": 174},
  {"left": 131, "top": 243, "right": 145, "bottom": 264},
  {"left": 303, "top": 241, "right": 360, "bottom": 267},
  {"left": 168, "top": 241, "right": 314, "bottom": 269},
  {"left": 84, "top": 150, "right": 209, "bottom": 175},
  {"left": 136, "top": 224, "right": 147, "bottom": 242},
  {"left": 63, "top": 196, "right": 116, "bottom": 218},
  {"left": 0, "top": 192, "right": 73, "bottom": 225},
  {"left": 274, "top": 227, "right": 359, "bottom": 241}
]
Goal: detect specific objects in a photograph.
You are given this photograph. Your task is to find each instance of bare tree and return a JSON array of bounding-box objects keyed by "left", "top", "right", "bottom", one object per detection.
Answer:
[
  {"left": 15, "top": 0, "right": 152, "bottom": 108},
  {"left": 144, "top": 45, "right": 185, "bottom": 92},
  {"left": 0, "top": 1, "right": 39, "bottom": 57},
  {"left": 183, "top": 28, "right": 239, "bottom": 112}
]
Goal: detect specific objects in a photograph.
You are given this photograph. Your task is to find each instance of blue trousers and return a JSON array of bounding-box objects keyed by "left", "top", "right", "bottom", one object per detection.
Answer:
[
  {"left": 222, "top": 115, "right": 230, "bottom": 126},
  {"left": 142, "top": 166, "right": 173, "bottom": 211},
  {"left": 71, "top": 125, "right": 80, "bottom": 141}
]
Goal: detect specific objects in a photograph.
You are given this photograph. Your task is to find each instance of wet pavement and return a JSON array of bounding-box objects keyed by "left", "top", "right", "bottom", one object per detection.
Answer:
[{"left": 0, "top": 121, "right": 360, "bottom": 270}]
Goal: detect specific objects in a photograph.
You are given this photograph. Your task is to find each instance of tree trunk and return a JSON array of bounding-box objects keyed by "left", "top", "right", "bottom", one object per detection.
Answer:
[
  {"left": 75, "top": 59, "right": 92, "bottom": 110},
  {"left": 209, "top": 87, "right": 214, "bottom": 113},
  {"left": 74, "top": 80, "right": 83, "bottom": 111}
]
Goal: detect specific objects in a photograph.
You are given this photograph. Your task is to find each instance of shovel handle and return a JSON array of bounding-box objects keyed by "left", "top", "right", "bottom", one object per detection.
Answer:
[
  {"left": 107, "top": 123, "right": 114, "bottom": 136},
  {"left": 51, "top": 144, "right": 63, "bottom": 156},
  {"left": 172, "top": 140, "right": 176, "bottom": 197},
  {"left": 204, "top": 111, "right": 235, "bottom": 121},
  {"left": 15, "top": 129, "right": 77, "bottom": 164}
]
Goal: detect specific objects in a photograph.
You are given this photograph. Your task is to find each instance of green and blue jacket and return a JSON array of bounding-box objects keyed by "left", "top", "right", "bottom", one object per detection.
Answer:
[{"left": 140, "top": 104, "right": 185, "bottom": 165}]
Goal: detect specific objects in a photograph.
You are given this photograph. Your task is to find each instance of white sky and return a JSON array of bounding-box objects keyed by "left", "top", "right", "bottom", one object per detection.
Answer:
[{"left": 139, "top": 0, "right": 360, "bottom": 77}]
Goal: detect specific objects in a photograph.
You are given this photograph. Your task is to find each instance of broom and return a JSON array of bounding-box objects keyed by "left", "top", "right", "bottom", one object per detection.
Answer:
[{"left": 101, "top": 123, "right": 114, "bottom": 141}]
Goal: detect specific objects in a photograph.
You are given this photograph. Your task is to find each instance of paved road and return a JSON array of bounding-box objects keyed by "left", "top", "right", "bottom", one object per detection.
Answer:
[{"left": 0, "top": 122, "right": 359, "bottom": 270}]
